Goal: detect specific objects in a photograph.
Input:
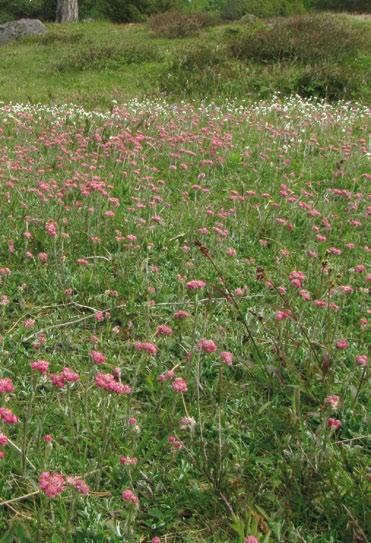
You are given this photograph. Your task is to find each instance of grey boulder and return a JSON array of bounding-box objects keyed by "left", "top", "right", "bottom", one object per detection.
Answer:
[{"left": 0, "top": 19, "right": 47, "bottom": 45}]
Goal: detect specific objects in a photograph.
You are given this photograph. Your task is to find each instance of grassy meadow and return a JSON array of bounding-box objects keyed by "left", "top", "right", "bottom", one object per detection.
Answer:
[{"left": 0, "top": 11, "right": 369, "bottom": 543}]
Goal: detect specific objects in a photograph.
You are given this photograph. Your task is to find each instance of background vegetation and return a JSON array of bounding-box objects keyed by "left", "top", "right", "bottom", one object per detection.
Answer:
[
  {"left": 0, "top": 0, "right": 370, "bottom": 24},
  {"left": 0, "top": 12, "right": 369, "bottom": 107}
]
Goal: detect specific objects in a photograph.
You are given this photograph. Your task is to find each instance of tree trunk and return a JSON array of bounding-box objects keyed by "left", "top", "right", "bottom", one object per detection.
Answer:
[{"left": 56, "top": 0, "right": 79, "bottom": 23}]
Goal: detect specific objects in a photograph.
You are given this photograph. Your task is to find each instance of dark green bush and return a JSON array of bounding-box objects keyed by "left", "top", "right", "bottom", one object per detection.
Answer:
[
  {"left": 148, "top": 10, "right": 209, "bottom": 38},
  {"left": 295, "top": 63, "right": 368, "bottom": 100},
  {"left": 229, "top": 13, "right": 369, "bottom": 63},
  {"left": 307, "top": 0, "right": 371, "bottom": 12}
]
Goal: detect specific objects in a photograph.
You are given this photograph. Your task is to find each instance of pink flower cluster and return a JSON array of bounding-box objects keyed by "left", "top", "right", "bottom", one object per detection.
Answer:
[
  {"left": 95, "top": 373, "right": 132, "bottom": 394},
  {"left": 121, "top": 488, "right": 139, "bottom": 506},
  {"left": 134, "top": 342, "right": 158, "bottom": 356},
  {"left": 39, "top": 472, "right": 90, "bottom": 497}
]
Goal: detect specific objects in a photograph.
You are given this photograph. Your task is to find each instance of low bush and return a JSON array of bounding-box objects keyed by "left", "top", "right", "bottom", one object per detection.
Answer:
[
  {"left": 159, "top": 44, "right": 231, "bottom": 95},
  {"left": 51, "top": 42, "right": 160, "bottom": 72},
  {"left": 148, "top": 10, "right": 217, "bottom": 38},
  {"left": 229, "top": 13, "right": 368, "bottom": 63}
]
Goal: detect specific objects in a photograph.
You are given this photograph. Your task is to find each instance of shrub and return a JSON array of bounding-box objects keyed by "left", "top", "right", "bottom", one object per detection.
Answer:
[
  {"left": 149, "top": 10, "right": 214, "bottom": 38},
  {"left": 159, "top": 44, "right": 230, "bottom": 95},
  {"left": 51, "top": 42, "right": 160, "bottom": 72},
  {"left": 229, "top": 13, "right": 369, "bottom": 63},
  {"left": 295, "top": 63, "right": 368, "bottom": 101}
]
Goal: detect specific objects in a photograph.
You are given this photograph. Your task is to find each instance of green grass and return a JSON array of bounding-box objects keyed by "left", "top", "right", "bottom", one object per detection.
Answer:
[
  {"left": 0, "top": 97, "right": 368, "bottom": 542},
  {"left": 0, "top": 15, "right": 369, "bottom": 108}
]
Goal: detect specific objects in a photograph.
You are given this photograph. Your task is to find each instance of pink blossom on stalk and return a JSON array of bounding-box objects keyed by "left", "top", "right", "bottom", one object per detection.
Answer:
[
  {"left": 62, "top": 367, "right": 79, "bottom": 382},
  {"left": 158, "top": 369, "right": 175, "bottom": 383},
  {"left": 121, "top": 489, "right": 139, "bottom": 506},
  {"left": 179, "top": 416, "right": 196, "bottom": 431},
  {"left": 186, "top": 279, "right": 206, "bottom": 290},
  {"left": 152, "top": 538, "right": 161, "bottom": 543},
  {"left": 39, "top": 472, "right": 65, "bottom": 498},
  {"left": 197, "top": 339, "right": 217, "bottom": 353},
  {"left": 95, "top": 373, "right": 132, "bottom": 395},
  {"left": 43, "top": 434, "right": 53, "bottom": 443},
  {"left": 220, "top": 351, "right": 234, "bottom": 366},
  {"left": 245, "top": 537, "right": 259, "bottom": 543},
  {"left": 356, "top": 355, "right": 368, "bottom": 367},
  {"left": 172, "top": 377, "right": 188, "bottom": 393},
  {"left": 168, "top": 435, "right": 184, "bottom": 450},
  {"left": 90, "top": 350, "right": 106, "bottom": 365},
  {"left": 156, "top": 324, "right": 173, "bottom": 336},
  {"left": 324, "top": 395, "right": 340, "bottom": 410},
  {"left": 174, "top": 310, "right": 191, "bottom": 320},
  {"left": 327, "top": 418, "right": 342, "bottom": 430},
  {"left": 66, "top": 476, "right": 90, "bottom": 495},
  {"left": 275, "top": 309, "right": 291, "bottom": 321},
  {"left": 0, "top": 433, "right": 8, "bottom": 445},
  {"left": 134, "top": 342, "right": 158, "bottom": 356},
  {"left": 31, "top": 360, "right": 49, "bottom": 374},
  {"left": 336, "top": 339, "right": 349, "bottom": 350},
  {"left": 45, "top": 220, "right": 57, "bottom": 237},
  {"left": 38, "top": 252, "right": 48, "bottom": 263},
  {"left": 0, "top": 407, "right": 18, "bottom": 424},
  {"left": 0, "top": 378, "right": 14, "bottom": 394},
  {"left": 119, "top": 456, "right": 138, "bottom": 465},
  {"left": 50, "top": 373, "right": 66, "bottom": 389},
  {"left": 24, "top": 318, "right": 35, "bottom": 328}
]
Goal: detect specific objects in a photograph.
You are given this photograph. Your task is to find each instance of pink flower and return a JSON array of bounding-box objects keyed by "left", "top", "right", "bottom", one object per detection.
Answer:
[
  {"left": 299, "top": 289, "right": 311, "bottom": 301},
  {"left": 94, "top": 310, "right": 105, "bottom": 322},
  {"left": 76, "top": 258, "right": 89, "bottom": 266},
  {"left": 324, "top": 395, "right": 340, "bottom": 410},
  {"left": 172, "top": 378, "right": 188, "bottom": 393},
  {"left": 24, "top": 318, "right": 36, "bottom": 329},
  {"left": 179, "top": 416, "right": 196, "bottom": 431},
  {"left": 0, "top": 451, "right": 5, "bottom": 459},
  {"left": 0, "top": 407, "right": 18, "bottom": 424},
  {"left": 289, "top": 270, "right": 305, "bottom": 288},
  {"left": 90, "top": 350, "right": 106, "bottom": 365},
  {"left": 119, "top": 456, "right": 138, "bottom": 465},
  {"left": 275, "top": 309, "right": 291, "bottom": 321},
  {"left": 121, "top": 489, "right": 139, "bottom": 506},
  {"left": 134, "top": 342, "right": 158, "bottom": 356},
  {"left": 50, "top": 373, "right": 66, "bottom": 389},
  {"left": 336, "top": 339, "right": 349, "bottom": 350},
  {"left": 45, "top": 221, "right": 57, "bottom": 237},
  {"left": 38, "top": 252, "right": 48, "bottom": 263},
  {"left": 0, "top": 378, "right": 14, "bottom": 394},
  {"left": 156, "top": 324, "right": 173, "bottom": 336},
  {"left": 39, "top": 471, "right": 65, "bottom": 498},
  {"left": 95, "top": 373, "right": 132, "bottom": 395},
  {"left": 327, "top": 418, "right": 342, "bottom": 430},
  {"left": 186, "top": 280, "right": 206, "bottom": 290},
  {"left": 168, "top": 435, "right": 184, "bottom": 450},
  {"left": 158, "top": 369, "right": 175, "bottom": 383},
  {"left": 152, "top": 538, "right": 161, "bottom": 543},
  {"left": 31, "top": 360, "right": 49, "bottom": 374},
  {"left": 66, "top": 476, "right": 90, "bottom": 495},
  {"left": 174, "top": 310, "right": 191, "bottom": 320},
  {"left": 245, "top": 537, "right": 259, "bottom": 543},
  {"left": 197, "top": 339, "right": 217, "bottom": 353},
  {"left": 220, "top": 351, "right": 234, "bottom": 366},
  {"left": 0, "top": 433, "right": 8, "bottom": 446},
  {"left": 62, "top": 367, "right": 79, "bottom": 382},
  {"left": 43, "top": 434, "right": 53, "bottom": 443},
  {"left": 356, "top": 355, "right": 368, "bottom": 367}
]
